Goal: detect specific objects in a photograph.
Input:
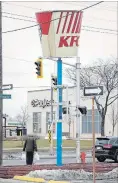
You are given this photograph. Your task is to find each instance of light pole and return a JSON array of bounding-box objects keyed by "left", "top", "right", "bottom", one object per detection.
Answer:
[{"left": 76, "top": 56, "right": 81, "bottom": 163}]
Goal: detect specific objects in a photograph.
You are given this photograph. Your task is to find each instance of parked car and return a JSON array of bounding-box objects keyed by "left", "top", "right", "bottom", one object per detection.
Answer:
[{"left": 94, "top": 136, "right": 118, "bottom": 162}]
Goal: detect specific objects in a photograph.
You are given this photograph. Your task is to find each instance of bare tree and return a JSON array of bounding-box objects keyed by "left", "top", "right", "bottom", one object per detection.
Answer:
[
  {"left": 110, "top": 104, "right": 118, "bottom": 136},
  {"left": 16, "top": 106, "right": 29, "bottom": 127},
  {"left": 65, "top": 57, "right": 118, "bottom": 136}
]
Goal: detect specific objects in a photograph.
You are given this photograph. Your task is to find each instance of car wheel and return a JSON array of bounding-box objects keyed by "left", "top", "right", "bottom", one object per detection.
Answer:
[
  {"left": 115, "top": 153, "right": 118, "bottom": 163},
  {"left": 97, "top": 157, "right": 106, "bottom": 162}
]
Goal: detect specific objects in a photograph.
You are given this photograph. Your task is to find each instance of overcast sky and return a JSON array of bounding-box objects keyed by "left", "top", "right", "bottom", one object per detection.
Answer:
[{"left": 2, "top": 1, "right": 117, "bottom": 117}]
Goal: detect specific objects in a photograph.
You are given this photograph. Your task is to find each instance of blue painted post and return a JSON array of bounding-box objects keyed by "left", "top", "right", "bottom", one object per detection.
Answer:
[{"left": 57, "top": 57, "right": 62, "bottom": 166}]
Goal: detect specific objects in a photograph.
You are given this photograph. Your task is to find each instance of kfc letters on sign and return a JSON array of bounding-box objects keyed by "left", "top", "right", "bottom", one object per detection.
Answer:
[{"left": 36, "top": 11, "right": 83, "bottom": 57}]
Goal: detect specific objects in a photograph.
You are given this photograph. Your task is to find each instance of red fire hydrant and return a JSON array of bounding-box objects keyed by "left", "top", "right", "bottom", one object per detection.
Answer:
[{"left": 80, "top": 152, "right": 86, "bottom": 163}]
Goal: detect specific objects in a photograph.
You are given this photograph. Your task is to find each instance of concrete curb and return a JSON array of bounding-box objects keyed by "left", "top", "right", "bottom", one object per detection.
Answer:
[
  {"left": 13, "top": 176, "right": 70, "bottom": 183},
  {"left": 14, "top": 176, "right": 45, "bottom": 182}
]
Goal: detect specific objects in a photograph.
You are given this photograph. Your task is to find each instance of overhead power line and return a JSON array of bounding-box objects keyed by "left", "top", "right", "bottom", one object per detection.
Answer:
[
  {"left": 2, "top": 1, "right": 104, "bottom": 33},
  {"left": 3, "top": 56, "right": 34, "bottom": 63},
  {"left": 3, "top": 55, "right": 76, "bottom": 67},
  {"left": 3, "top": 15, "right": 36, "bottom": 23},
  {"left": 2, "top": 11, "right": 35, "bottom": 20},
  {"left": 2, "top": 13, "right": 117, "bottom": 33},
  {"left": 3, "top": 1, "right": 117, "bottom": 12},
  {"left": 13, "top": 86, "right": 51, "bottom": 89},
  {"left": 2, "top": 10, "right": 116, "bottom": 23},
  {"left": 62, "top": 2, "right": 117, "bottom": 12},
  {"left": 82, "top": 25, "right": 117, "bottom": 32}
]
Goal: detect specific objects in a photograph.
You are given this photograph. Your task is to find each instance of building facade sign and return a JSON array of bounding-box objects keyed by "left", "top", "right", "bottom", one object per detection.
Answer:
[{"left": 31, "top": 99, "right": 54, "bottom": 108}]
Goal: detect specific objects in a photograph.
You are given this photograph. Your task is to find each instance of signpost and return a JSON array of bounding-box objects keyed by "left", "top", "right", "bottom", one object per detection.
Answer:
[
  {"left": 36, "top": 10, "right": 83, "bottom": 166},
  {"left": 84, "top": 86, "right": 103, "bottom": 96},
  {"left": 0, "top": 84, "right": 13, "bottom": 91},
  {"left": 0, "top": 94, "right": 11, "bottom": 99},
  {"left": 84, "top": 85, "right": 103, "bottom": 183}
]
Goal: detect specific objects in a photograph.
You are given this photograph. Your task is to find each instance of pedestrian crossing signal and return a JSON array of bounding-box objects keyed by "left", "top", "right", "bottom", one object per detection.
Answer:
[{"left": 35, "top": 58, "right": 43, "bottom": 78}]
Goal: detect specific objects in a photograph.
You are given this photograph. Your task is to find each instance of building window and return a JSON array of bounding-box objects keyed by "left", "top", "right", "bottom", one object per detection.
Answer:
[
  {"left": 82, "top": 109, "right": 101, "bottom": 134},
  {"left": 46, "top": 112, "right": 56, "bottom": 133},
  {"left": 33, "top": 112, "right": 41, "bottom": 133}
]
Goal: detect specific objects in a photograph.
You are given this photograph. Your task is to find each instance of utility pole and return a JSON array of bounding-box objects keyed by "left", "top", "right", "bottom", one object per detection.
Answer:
[
  {"left": 92, "top": 97, "right": 96, "bottom": 183},
  {"left": 76, "top": 55, "right": 81, "bottom": 163},
  {"left": 0, "top": 1, "right": 3, "bottom": 166}
]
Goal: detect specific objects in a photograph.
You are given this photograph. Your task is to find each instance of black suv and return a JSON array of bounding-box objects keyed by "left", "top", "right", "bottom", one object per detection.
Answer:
[{"left": 95, "top": 136, "right": 118, "bottom": 162}]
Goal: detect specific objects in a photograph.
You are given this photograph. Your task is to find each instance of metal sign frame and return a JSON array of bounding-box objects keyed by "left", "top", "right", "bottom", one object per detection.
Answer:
[{"left": 84, "top": 86, "right": 103, "bottom": 96}]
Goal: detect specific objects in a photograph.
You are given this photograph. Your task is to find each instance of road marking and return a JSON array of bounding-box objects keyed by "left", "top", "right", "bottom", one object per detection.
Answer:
[
  {"left": 13, "top": 176, "right": 45, "bottom": 182},
  {"left": 49, "top": 181, "right": 70, "bottom": 183}
]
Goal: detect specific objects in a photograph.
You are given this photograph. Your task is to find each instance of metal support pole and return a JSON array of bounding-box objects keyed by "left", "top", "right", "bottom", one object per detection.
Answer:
[
  {"left": 57, "top": 58, "right": 62, "bottom": 166},
  {"left": 66, "top": 86, "right": 69, "bottom": 131},
  {"left": 0, "top": 2, "right": 3, "bottom": 166},
  {"left": 3, "top": 117, "right": 6, "bottom": 138},
  {"left": 76, "top": 56, "right": 81, "bottom": 163},
  {"left": 68, "top": 102, "right": 71, "bottom": 138},
  {"left": 50, "top": 75, "right": 54, "bottom": 155},
  {"left": 116, "top": 4, "right": 118, "bottom": 138},
  {"left": 92, "top": 97, "right": 96, "bottom": 183}
]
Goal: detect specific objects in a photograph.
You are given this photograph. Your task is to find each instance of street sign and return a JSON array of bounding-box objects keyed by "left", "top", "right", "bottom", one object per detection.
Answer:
[
  {"left": 84, "top": 86, "right": 103, "bottom": 96},
  {"left": 0, "top": 94, "right": 11, "bottom": 99},
  {"left": 0, "top": 84, "right": 13, "bottom": 91}
]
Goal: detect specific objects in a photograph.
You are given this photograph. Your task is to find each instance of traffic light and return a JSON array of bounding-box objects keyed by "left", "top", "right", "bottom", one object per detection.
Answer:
[
  {"left": 78, "top": 107, "right": 87, "bottom": 115},
  {"left": 62, "top": 107, "right": 70, "bottom": 114},
  {"left": 35, "top": 58, "right": 43, "bottom": 78},
  {"left": 52, "top": 76, "right": 57, "bottom": 85}
]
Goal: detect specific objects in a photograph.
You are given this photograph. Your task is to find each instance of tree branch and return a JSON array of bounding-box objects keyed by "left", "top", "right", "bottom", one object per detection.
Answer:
[
  {"left": 107, "top": 96, "right": 118, "bottom": 106},
  {"left": 108, "top": 94, "right": 118, "bottom": 101}
]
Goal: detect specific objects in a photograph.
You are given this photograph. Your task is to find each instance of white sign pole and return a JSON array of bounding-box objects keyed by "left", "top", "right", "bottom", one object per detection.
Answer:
[{"left": 76, "top": 51, "right": 81, "bottom": 163}]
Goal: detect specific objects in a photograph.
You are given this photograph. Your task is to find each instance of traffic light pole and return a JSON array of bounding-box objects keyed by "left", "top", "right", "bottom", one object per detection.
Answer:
[
  {"left": 76, "top": 55, "right": 81, "bottom": 163},
  {"left": 57, "top": 58, "right": 62, "bottom": 166}
]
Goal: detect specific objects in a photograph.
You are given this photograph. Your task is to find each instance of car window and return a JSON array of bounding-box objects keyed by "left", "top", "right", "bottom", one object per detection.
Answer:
[
  {"left": 114, "top": 139, "right": 118, "bottom": 145},
  {"left": 109, "top": 138, "right": 117, "bottom": 145},
  {"left": 95, "top": 138, "right": 110, "bottom": 145}
]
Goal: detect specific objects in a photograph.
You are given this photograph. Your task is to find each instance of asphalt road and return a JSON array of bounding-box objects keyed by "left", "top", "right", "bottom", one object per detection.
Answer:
[
  {"left": 3, "top": 148, "right": 88, "bottom": 154},
  {"left": 3, "top": 155, "right": 114, "bottom": 166},
  {"left": 0, "top": 178, "right": 117, "bottom": 183},
  {"left": 2, "top": 157, "right": 89, "bottom": 166}
]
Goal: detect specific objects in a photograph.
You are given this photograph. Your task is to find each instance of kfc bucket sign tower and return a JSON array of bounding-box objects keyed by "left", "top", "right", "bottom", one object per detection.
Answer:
[
  {"left": 36, "top": 11, "right": 83, "bottom": 165},
  {"left": 36, "top": 11, "right": 83, "bottom": 57}
]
